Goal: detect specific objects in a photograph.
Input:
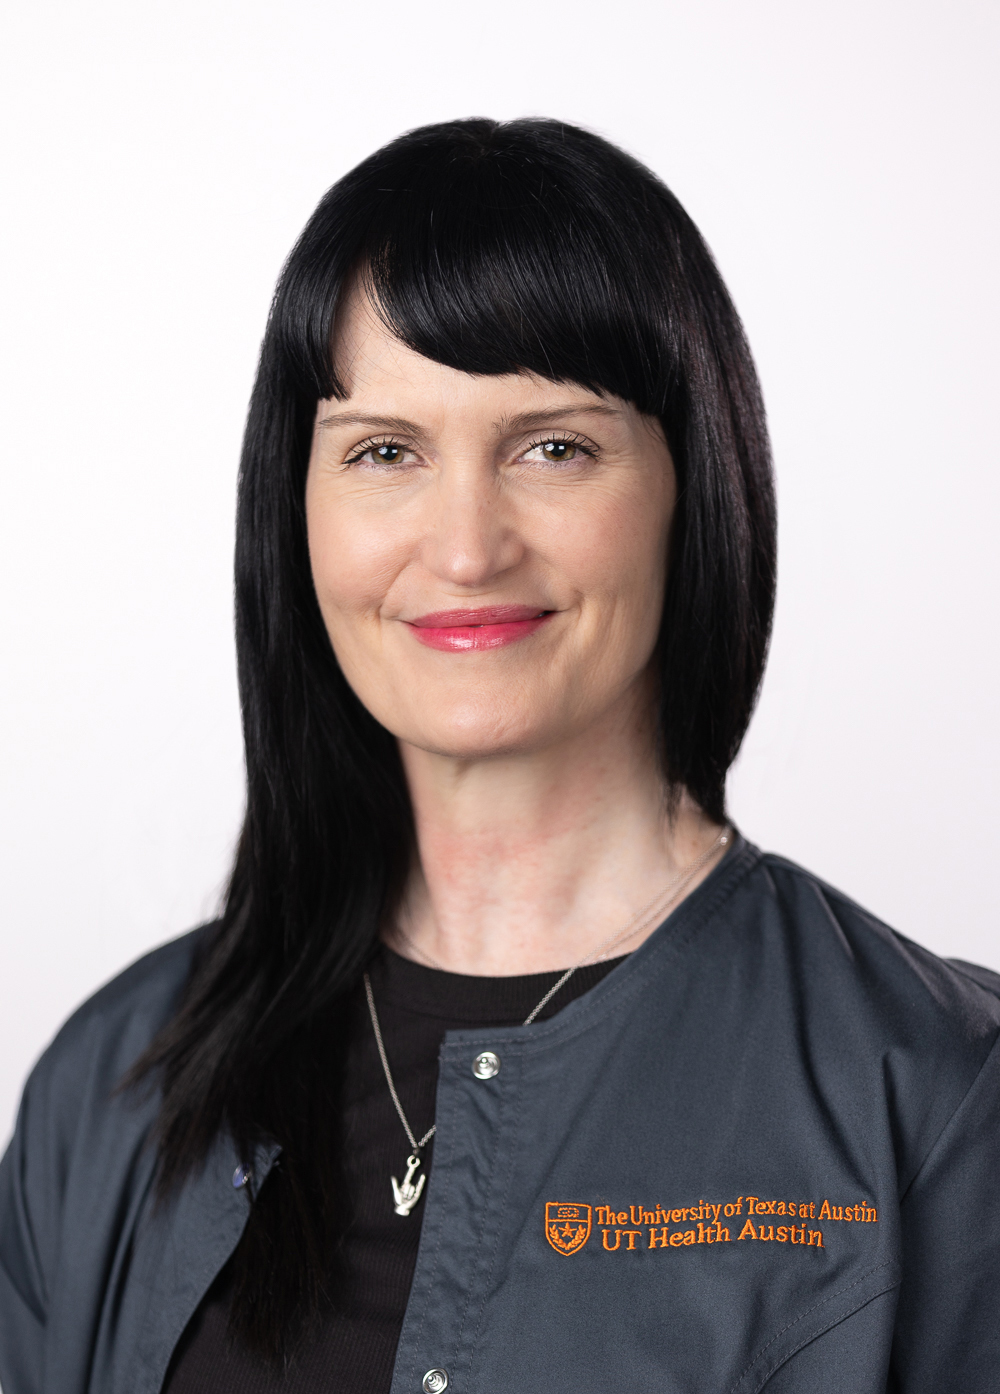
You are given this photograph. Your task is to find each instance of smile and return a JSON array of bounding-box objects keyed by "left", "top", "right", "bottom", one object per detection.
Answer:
[{"left": 406, "top": 606, "right": 554, "bottom": 652}]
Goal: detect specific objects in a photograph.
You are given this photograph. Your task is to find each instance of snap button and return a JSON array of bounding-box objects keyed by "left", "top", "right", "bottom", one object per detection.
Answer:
[
  {"left": 472, "top": 1050, "right": 500, "bottom": 1080},
  {"left": 422, "top": 1369, "right": 449, "bottom": 1393},
  {"left": 232, "top": 1164, "right": 252, "bottom": 1189}
]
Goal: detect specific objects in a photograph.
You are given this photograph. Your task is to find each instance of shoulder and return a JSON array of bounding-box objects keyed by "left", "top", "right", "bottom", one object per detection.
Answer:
[
  {"left": 0, "top": 925, "right": 213, "bottom": 1345},
  {"left": 724, "top": 847, "right": 1000, "bottom": 1172},
  {"left": 701, "top": 844, "right": 1000, "bottom": 1190},
  {"left": 747, "top": 847, "right": 1000, "bottom": 1032}
]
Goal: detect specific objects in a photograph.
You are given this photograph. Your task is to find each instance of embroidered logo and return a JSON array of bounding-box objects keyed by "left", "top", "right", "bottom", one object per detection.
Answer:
[
  {"left": 545, "top": 1202, "right": 592, "bottom": 1255},
  {"left": 545, "top": 1194, "right": 879, "bottom": 1257}
]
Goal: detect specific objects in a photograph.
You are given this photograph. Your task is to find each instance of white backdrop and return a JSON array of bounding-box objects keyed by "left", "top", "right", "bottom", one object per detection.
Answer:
[{"left": 1, "top": 0, "right": 997, "bottom": 1140}]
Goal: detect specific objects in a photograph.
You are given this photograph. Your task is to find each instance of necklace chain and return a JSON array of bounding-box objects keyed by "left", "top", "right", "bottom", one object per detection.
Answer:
[
  {"left": 364, "top": 972, "right": 438, "bottom": 1156},
  {"left": 365, "top": 826, "right": 730, "bottom": 1209}
]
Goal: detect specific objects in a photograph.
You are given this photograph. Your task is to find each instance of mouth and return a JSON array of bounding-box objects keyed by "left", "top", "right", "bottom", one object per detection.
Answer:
[{"left": 406, "top": 605, "right": 555, "bottom": 652}]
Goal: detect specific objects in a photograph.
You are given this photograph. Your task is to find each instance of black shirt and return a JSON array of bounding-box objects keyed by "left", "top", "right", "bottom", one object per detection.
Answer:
[{"left": 164, "top": 946, "right": 623, "bottom": 1392}]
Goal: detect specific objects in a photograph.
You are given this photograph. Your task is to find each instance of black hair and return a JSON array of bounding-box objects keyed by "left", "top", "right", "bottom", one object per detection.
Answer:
[{"left": 133, "top": 117, "right": 775, "bottom": 1357}]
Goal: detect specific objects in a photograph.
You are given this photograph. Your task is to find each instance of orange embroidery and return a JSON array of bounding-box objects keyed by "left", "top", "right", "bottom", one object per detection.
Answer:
[
  {"left": 545, "top": 1202, "right": 592, "bottom": 1255},
  {"left": 552, "top": 1192, "right": 875, "bottom": 1256}
]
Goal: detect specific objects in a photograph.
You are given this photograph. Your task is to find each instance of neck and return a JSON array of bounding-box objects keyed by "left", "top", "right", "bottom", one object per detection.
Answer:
[{"left": 391, "top": 695, "right": 726, "bottom": 976}]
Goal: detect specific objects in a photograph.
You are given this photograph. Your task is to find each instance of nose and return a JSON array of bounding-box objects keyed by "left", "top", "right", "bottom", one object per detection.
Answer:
[{"left": 418, "top": 469, "right": 525, "bottom": 588}]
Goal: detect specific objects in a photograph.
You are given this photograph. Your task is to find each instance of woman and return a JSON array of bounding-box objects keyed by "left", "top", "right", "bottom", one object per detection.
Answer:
[{"left": 1, "top": 118, "right": 997, "bottom": 1394}]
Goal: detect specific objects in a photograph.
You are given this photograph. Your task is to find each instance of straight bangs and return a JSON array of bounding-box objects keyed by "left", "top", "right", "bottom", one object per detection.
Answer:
[
  {"left": 281, "top": 119, "right": 691, "bottom": 427},
  {"left": 358, "top": 139, "right": 676, "bottom": 411}
]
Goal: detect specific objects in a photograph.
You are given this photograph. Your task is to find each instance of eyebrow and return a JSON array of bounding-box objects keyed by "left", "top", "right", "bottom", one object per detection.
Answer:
[
  {"left": 315, "top": 412, "right": 422, "bottom": 434},
  {"left": 493, "top": 404, "right": 623, "bottom": 435},
  {"left": 315, "top": 403, "right": 623, "bottom": 436}
]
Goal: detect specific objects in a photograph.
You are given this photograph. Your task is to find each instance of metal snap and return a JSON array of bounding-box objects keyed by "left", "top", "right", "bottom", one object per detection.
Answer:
[
  {"left": 232, "top": 1164, "right": 252, "bottom": 1189},
  {"left": 472, "top": 1050, "right": 500, "bottom": 1080},
  {"left": 422, "top": 1369, "right": 449, "bottom": 1393}
]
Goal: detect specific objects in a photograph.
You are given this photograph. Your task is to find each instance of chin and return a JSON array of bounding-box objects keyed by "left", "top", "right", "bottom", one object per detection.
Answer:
[{"left": 397, "top": 699, "right": 563, "bottom": 761}]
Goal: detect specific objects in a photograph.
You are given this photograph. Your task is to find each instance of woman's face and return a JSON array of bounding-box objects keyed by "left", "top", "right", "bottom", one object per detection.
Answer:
[{"left": 305, "top": 290, "right": 676, "bottom": 761}]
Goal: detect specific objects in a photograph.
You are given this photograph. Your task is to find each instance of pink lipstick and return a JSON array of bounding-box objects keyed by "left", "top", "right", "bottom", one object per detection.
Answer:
[{"left": 406, "top": 605, "right": 553, "bottom": 652}]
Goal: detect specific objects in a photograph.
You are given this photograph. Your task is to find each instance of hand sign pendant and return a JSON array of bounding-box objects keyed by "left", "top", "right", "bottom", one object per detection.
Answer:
[
  {"left": 364, "top": 976, "right": 437, "bottom": 1218},
  {"left": 392, "top": 1153, "right": 427, "bottom": 1216}
]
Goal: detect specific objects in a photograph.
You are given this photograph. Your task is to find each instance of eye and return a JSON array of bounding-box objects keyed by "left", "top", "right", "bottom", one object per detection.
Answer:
[
  {"left": 345, "top": 438, "right": 416, "bottom": 470},
  {"left": 522, "top": 435, "right": 594, "bottom": 467},
  {"left": 541, "top": 441, "right": 578, "bottom": 462}
]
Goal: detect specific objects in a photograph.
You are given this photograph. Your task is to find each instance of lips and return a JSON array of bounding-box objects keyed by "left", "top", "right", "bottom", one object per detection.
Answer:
[{"left": 406, "top": 605, "right": 554, "bottom": 652}]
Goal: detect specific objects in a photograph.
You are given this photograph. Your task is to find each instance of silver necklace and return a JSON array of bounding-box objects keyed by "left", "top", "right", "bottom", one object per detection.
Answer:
[{"left": 365, "top": 827, "right": 730, "bottom": 1216}]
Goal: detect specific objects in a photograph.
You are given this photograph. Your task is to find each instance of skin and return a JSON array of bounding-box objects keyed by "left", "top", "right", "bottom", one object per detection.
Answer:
[{"left": 305, "top": 287, "right": 726, "bottom": 975}]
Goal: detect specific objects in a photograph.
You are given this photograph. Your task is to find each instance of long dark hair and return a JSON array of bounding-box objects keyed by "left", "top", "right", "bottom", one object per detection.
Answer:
[{"left": 133, "top": 117, "right": 776, "bottom": 1355}]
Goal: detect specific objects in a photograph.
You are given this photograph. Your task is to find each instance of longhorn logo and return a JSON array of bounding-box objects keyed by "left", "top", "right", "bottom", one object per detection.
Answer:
[{"left": 545, "top": 1202, "right": 592, "bottom": 1255}]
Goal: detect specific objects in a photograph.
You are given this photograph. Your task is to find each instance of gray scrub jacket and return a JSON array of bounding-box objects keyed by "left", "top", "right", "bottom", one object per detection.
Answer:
[{"left": 2, "top": 838, "right": 999, "bottom": 1393}]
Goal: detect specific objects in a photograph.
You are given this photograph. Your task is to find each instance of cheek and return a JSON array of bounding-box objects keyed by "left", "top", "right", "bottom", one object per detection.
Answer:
[
  {"left": 306, "top": 491, "right": 405, "bottom": 632},
  {"left": 554, "top": 484, "right": 671, "bottom": 622}
]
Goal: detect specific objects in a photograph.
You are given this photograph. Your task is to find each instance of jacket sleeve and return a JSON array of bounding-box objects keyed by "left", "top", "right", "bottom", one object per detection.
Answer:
[
  {"left": 0, "top": 1077, "right": 49, "bottom": 1394},
  {"left": 889, "top": 1029, "right": 1000, "bottom": 1390}
]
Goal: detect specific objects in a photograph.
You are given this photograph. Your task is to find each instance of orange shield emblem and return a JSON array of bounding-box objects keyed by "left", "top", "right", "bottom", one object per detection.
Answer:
[{"left": 545, "top": 1202, "right": 592, "bottom": 1256}]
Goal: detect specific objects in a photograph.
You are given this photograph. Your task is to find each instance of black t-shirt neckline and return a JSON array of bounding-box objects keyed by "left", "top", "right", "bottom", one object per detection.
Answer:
[{"left": 369, "top": 943, "right": 629, "bottom": 1024}]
